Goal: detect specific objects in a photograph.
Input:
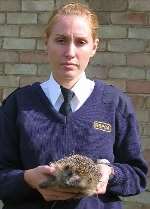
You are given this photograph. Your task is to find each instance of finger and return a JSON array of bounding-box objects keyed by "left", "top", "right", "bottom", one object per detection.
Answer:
[
  {"left": 41, "top": 165, "right": 56, "bottom": 175},
  {"left": 43, "top": 192, "right": 77, "bottom": 201},
  {"left": 96, "top": 181, "right": 108, "bottom": 194},
  {"left": 51, "top": 187, "right": 81, "bottom": 193}
]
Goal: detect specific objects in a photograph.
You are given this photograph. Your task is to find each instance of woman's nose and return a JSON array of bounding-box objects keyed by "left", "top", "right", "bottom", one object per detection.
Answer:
[{"left": 64, "top": 43, "right": 76, "bottom": 58}]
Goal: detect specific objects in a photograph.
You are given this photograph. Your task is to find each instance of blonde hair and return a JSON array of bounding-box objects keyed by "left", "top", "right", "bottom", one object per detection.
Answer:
[{"left": 44, "top": 3, "right": 99, "bottom": 41}]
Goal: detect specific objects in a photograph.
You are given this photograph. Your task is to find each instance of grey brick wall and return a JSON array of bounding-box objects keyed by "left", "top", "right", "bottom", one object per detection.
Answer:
[{"left": 0, "top": 0, "right": 150, "bottom": 208}]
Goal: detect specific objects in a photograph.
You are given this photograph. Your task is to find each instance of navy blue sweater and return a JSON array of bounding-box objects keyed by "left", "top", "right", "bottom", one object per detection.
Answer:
[{"left": 0, "top": 80, "right": 147, "bottom": 209}]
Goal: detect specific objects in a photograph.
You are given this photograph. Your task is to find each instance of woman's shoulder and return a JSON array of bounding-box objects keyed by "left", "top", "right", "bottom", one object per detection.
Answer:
[
  {"left": 95, "top": 79, "right": 126, "bottom": 102},
  {"left": 95, "top": 80, "right": 134, "bottom": 116},
  {"left": 1, "top": 82, "right": 40, "bottom": 107}
]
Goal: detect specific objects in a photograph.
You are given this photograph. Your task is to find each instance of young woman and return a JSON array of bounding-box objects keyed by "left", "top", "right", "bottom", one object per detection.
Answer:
[{"left": 0, "top": 3, "right": 147, "bottom": 209}]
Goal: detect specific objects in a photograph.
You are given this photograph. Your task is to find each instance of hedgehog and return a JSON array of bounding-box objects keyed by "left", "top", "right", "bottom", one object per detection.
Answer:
[{"left": 39, "top": 154, "right": 102, "bottom": 196}]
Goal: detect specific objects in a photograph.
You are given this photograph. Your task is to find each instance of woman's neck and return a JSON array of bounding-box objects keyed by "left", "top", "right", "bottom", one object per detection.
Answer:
[{"left": 52, "top": 75, "right": 82, "bottom": 89}]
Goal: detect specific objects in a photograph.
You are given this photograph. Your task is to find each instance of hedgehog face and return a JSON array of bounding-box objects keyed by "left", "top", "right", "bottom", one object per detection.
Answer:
[{"left": 62, "top": 165, "right": 81, "bottom": 187}]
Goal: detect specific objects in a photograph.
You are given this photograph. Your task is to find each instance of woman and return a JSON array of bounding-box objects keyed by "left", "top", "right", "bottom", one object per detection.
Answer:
[{"left": 0, "top": 3, "right": 147, "bottom": 209}]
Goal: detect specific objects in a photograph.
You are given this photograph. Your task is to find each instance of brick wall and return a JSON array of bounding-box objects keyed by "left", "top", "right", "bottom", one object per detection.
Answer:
[{"left": 0, "top": 0, "right": 150, "bottom": 208}]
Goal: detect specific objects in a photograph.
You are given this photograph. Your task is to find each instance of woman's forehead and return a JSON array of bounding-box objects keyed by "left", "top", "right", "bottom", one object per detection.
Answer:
[{"left": 50, "top": 15, "right": 92, "bottom": 36}]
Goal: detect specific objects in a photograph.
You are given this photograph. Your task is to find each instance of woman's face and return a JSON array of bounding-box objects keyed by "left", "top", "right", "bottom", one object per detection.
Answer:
[{"left": 46, "top": 15, "right": 98, "bottom": 85}]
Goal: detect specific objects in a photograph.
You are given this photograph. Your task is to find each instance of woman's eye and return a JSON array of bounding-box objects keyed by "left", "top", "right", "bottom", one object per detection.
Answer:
[
  {"left": 77, "top": 39, "right": 87, "bottom": 46},
  {"left": 55, "top": 38, "right": 66, "bottom": 44}
]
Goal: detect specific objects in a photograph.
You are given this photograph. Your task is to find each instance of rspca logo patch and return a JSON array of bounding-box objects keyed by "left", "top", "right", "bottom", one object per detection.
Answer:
[{"left": 93, "top": 121, "right": 112, "bottom": 133}]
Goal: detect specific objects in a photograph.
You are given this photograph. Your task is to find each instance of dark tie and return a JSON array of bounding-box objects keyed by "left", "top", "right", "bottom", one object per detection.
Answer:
[{"left": 59, "top": 86, "right": 74, "bottom": 116}]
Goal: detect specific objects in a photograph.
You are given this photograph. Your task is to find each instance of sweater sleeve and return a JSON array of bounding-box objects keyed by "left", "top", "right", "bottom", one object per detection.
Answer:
[
  {"left": 107, "top": 93, "right": 148, "bottom": 196},
  {"left": 0, "top": 93, "right": 40, "bottom": 204}
]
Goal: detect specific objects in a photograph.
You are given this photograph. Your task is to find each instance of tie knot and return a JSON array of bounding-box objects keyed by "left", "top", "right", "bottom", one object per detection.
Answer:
[{"left": 60, "top": 86, "right": 74, "bottom": 103}]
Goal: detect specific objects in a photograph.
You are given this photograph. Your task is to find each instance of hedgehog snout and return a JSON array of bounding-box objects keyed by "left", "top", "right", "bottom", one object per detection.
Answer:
[{"left": 65, "top": 174, "right": 81, "bottom": 186}]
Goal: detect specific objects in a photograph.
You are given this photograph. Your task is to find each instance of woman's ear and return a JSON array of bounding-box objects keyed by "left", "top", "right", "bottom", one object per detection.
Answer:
[{"left": 90, "top": 38, "right": 99, "bottom": 58}]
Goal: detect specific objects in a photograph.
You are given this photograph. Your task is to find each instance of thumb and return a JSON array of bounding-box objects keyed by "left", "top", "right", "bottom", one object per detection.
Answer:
[{"left": 40, "top": 165, "right": 56, "bottom": 175}]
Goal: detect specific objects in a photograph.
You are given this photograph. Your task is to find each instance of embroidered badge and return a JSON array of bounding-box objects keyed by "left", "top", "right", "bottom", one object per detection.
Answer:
[{"left": 93, "top": 121, "right": 112, "bottom": 132}]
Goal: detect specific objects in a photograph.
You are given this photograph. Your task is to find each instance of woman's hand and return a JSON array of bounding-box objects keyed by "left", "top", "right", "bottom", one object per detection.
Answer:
[
  {"left": 37, "top": 186, "right": 78, "bottom": 201},
  {"left": 96, "top": 163, "right": 114, "bottom": 194},
  {"left": 24, "top": 165, "right": 78, "bottom": 201}
]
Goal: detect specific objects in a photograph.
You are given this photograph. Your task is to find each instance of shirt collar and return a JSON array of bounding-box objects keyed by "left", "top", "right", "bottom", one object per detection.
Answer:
[
  {"left": 73, "top": 73, "right": 95, "bottom": 106},
  {"left": 46, "top": 72, "right": 94, "bottom": 106},
  {"left": 72, "top": 73, "right": 88, "bottom": 103},
  {"left": 47, "top": 74, "right": 61, "bottom": 107}
]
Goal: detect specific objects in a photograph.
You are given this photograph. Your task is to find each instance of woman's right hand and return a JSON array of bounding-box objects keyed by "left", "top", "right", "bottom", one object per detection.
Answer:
[{"left": 24, "top": 165, "right": 78, "bottom": 201}]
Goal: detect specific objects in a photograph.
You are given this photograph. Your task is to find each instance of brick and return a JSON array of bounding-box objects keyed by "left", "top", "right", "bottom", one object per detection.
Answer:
[
  {"left": 0, "top": 13, "right": 5, "bottom": 24},
  {"left": 129, "top": 0, "right": 150, "bottom": 11},
  {"left": 123, "top": 202, "right": 150, "bottom": 209},
  {"left": 139, "top": 123, "right": 144, "bottom": 135},
  {"left": 37, "top": 64, "right": 51, "bottom": 75},
  {"left": 126, "top": 80, "right": 150, "bottom": 94},
  {"left": 136, "top": 110, "right": 149, "bottom": 122},
  {"left": 89, "top": 0, "right": 127, "bottom": 11},
  {"left": 0, "top": 25, "right": 19, "bottom": 37},
  {"left": 37, "top": 39, "right": 46, "bottom": 50},
  {"left": 143, "top": 125, "right": 150, "bottom": 136},
  {"left": 145, "top": 41, "right": 150, "bottom": 52},
  {"left": 148, "top": 15, "right": 150, "bottom": 25},
  {"left": 96, "top": 12, "right": 111, "bottom": 25},
  {"left": 38, "top": 12, "right": 51, "bottom": 24},
  {"left": 91, "top": 52, "right": 126, "bottom": 66},
  {"left": 20, "top": 76, "right": 47, "bottom": 87},
  {"left": 127, "top": 54, "right": 150, "bottom": 67},
  {"left": 20, "top": 25, "right": 45, "bottom": 38},
  {"left": 145, "top": 97, "right": 150, "bottom": 109},
  {"left": 22, "top": 0, "right": 54, "bottom": 12},
  {"left": 100, "top": 25, "right": 127, "bottom": 38},
  {"left": 0, "top": 76, "right": 19, "bottom": 87},
  {"left": 5, "top": 64, "right": 37, "bottom": 75},
  {"left": 109, "top": 67, "right": 146, "bottom": 79},
  {"left": 142, "top": 204, "right": 150, "bottom": 209},
  {"left": 123, "top": 192, "right": 150, "bottom": 204},
  {"left": 86, "top": 65, "right": 108, "bottom": 80},
  {"left": 123, "top": 201, "right": 142, "bottom": 209},
  {"left": 0, "top": 51, "right": 19, "bottom": 63},
  {"left": 147, "top": 70, "right": 150, "bottom": 80},
  {"left": 108, "top": 39, "right": 145, "bottom": 52},
  {"left": 97, "top": 40, "right": 107, "bottom": 51},
  {"left": 111, "top": 12, "right": 147, "bottom": 25},
  {"left": 129, "top": 28, "right": 150, "bottom": 39},
  {"left": 142, "top": 137, "right": 150, "bottom": 151},
  {"left": 56, "top": 0, "right": 88, "bottom": 8},
  {"left": 0, "top": 39, "right": 2, "bottom": 48},
  {"left": 7, "top": 13, "right": 37, "bottom": 24},
  {"left": 0, "top": 0, "right": 20, "bottom": 11},
  {"left": 20, "top": 52, "right": 48, "bottom": 64},
  {"left": 0, "top": 88, "right": 2, "bottom": 100},
  {"left": 0, "top": 64, "right": 3, "bottom": 75},
  {"left": 3, "top": 38, "right": 36, "bottom": 50},
  {"left": 143, "top": 149, "right": 150, "bottom": 165},
  {"left": 2, "top": 87, "right": 17, "bottom": 100},
  {"left": 129, "top": 95, "right": 146, "bottom": 109},
  {"left": 104, "top": 79, "right": 126, "bottom": 92}
]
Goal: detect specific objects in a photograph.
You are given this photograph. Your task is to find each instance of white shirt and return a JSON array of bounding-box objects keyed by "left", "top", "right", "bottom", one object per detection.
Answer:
[{"left": 40, "top": 73, "right": 95, "bottom": 112}]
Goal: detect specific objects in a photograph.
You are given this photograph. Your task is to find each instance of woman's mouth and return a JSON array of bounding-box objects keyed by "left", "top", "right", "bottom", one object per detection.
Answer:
[
  {"left": 61, "top": 62, "right": 77, "bottom": 66},
  {"left": 61, "top": 62, "right": 78, "bottom": 70}
]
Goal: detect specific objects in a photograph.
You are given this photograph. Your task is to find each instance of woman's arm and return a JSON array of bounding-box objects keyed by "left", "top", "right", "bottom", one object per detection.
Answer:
[
  {"left": 107, "top": 95, "right": 148, "bottom": 196},
  {"left": 0, "top": 95, "right": 41, "bottom": 203}
]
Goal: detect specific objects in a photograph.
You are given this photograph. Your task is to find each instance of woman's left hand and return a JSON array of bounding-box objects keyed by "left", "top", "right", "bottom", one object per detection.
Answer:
[{"left": 96, "top": 163, "right": 114, "bottom": 194}]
